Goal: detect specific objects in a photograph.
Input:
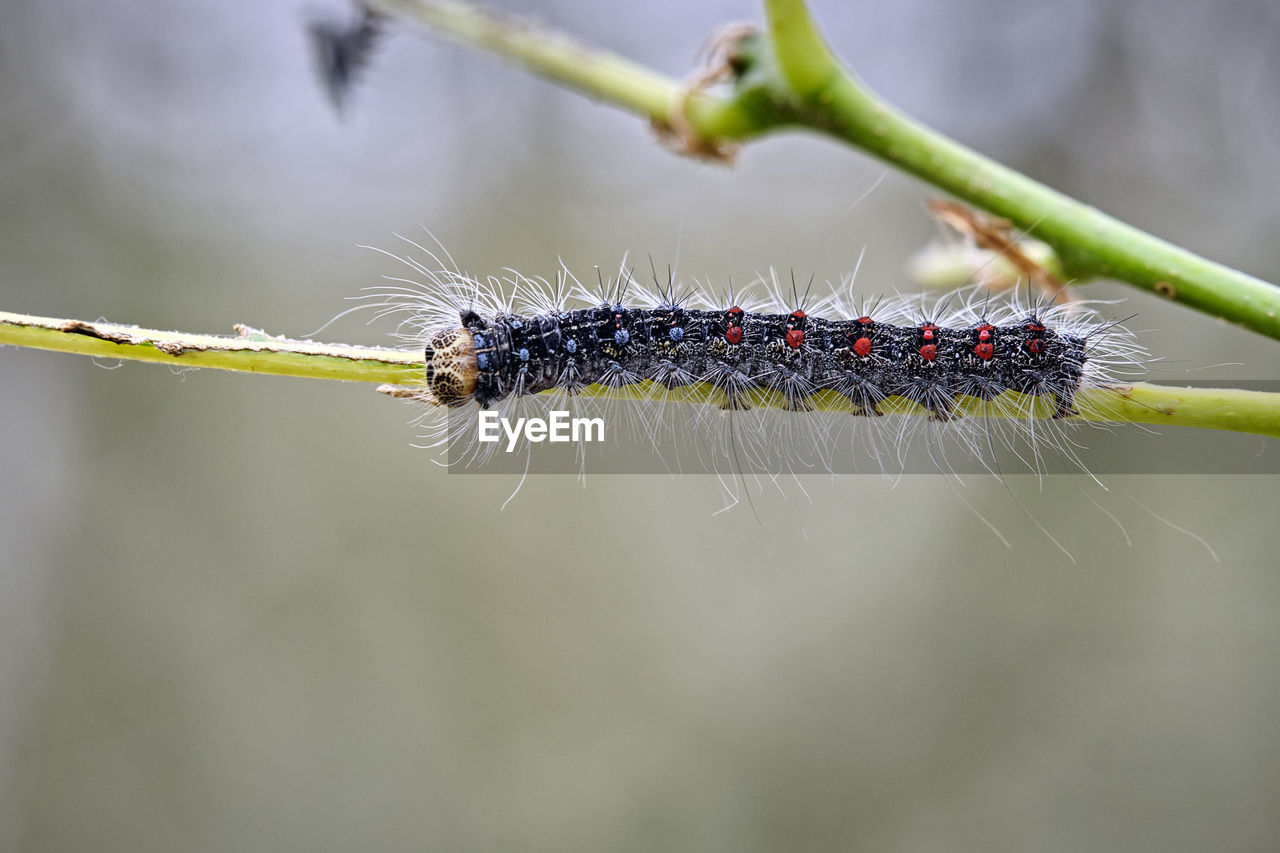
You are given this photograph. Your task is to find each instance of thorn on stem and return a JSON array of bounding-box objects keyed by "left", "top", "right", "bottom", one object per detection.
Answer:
[{"left": 378, "top": 383, "right": 433, "bottom": 402}]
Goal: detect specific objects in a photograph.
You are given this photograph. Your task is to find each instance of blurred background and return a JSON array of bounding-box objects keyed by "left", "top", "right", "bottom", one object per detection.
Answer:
[{"left": 3, "top": 0, "right": 1280, "bottom": 849}]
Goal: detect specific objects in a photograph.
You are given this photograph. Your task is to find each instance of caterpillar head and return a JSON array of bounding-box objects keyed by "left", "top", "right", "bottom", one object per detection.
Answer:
[{"left": 423, "top": 327, "right": 477, "bottom": 406}]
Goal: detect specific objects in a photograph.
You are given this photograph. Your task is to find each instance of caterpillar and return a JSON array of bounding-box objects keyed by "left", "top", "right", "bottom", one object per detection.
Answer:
[{"left": 362, "top": 239, "right": 1145, "bottom": 482}]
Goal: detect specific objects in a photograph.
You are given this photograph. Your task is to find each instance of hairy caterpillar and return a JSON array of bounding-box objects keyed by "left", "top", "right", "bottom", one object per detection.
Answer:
[{"left": 361, "top": 238, "right": 1145, "bottom": 484}]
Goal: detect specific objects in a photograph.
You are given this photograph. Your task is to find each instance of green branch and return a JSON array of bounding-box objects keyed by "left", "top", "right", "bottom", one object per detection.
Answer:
[
  {"left": 761, "top": 0, "right": 1280, "bottom": 336},
  {"left": 5, "top": 310, "right": 1280, "bottom": 440},
  {"left": 366, "top": 0, "right": 1280, "bottom": 340},
  {"left": 362, "top": 0, "right": 777, "bottom": 139},
  {"left": 0, "top": 311, "right": 422, "bottom": 385}
]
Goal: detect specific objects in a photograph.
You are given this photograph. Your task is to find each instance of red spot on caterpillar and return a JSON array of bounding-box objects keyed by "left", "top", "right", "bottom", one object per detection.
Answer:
[
  {"left": 1024, "top": 320, "right": 1046, "bottom": 355},
  {"left": 920, "top": 343, "right": 937, "bottom": 361},
  {"left": 975, "top": 324, "right": 995, "bottom": 359},
  {"left": 852, "top": 336, "right": 872, "bottom": 358},
  {"left": 724, "top": 306, "right": 744, "bottom": 344},
  {"left": 784, "top": 310, "right": 807, "bottom": 348},
  {"left": 857, "top": 316, "right": 872, "bottom": 324}
]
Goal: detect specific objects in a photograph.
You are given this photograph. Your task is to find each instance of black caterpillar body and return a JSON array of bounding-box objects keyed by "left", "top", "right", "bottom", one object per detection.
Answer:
[{"left": 426, "top": 301, "right": 1089, "bottom": 419}]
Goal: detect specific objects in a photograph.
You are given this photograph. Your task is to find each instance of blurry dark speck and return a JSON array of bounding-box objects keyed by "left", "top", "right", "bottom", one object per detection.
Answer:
[{"left": 307, "top": 4, "right": 386, "bottom": 116}]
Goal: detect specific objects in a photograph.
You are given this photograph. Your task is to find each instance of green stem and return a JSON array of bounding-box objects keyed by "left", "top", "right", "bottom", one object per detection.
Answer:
[
  {"left": 5, "top": 310, "right": 1280, "bottom": 440},
  {"left": 369, "top": 0, "right": 1280, "bottom": 340},
  {"left": 762, "top": 0, "right": 1280, "bottom": 338},
  {"left": 1090, "top": 383, "right": 1280, "bottom": 438},
  {"left": 0, "top": 311, "right": 422, "bottom": 385},
  {"left": 363, "top": 0, "right": 767, "bottom": 138}
]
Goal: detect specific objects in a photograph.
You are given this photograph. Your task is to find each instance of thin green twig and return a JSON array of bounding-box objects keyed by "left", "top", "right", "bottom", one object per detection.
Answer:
[
  {"left": 0, "top": 311, "right": 421, "bottom": 385},
  {"left": 361, "top": 0, "right": 787, "bottom": 140}
]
